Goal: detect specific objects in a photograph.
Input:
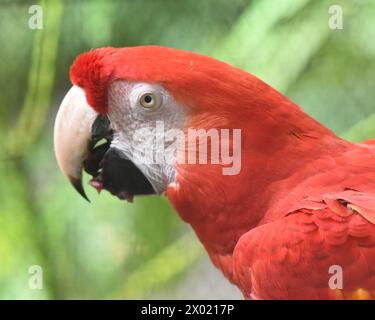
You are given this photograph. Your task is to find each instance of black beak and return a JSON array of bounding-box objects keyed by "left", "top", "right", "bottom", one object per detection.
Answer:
[
  {"left": 98, "top": 148, "right": 155, "bottom": 198},
  {"left": 82, "top": 115, "right": 155, "bottom": 202},
  {"left": 69, "top": 176, "right": 90, "bottom": 202}
]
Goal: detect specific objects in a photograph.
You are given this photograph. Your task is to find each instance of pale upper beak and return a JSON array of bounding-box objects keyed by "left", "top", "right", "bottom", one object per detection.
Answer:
[{"left": 53, "top": 85, "right": 97, "bottom": 201}]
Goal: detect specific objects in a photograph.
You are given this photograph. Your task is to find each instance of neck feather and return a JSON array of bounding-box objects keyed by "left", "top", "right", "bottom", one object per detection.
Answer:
[{"left": 167, "top": 92, "right": 350, "bottom": 255}]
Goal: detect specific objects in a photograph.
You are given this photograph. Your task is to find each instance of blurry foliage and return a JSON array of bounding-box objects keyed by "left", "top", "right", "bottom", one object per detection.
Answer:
[{"left": 0, "top": 0, "right": 374, "bottom": 299}]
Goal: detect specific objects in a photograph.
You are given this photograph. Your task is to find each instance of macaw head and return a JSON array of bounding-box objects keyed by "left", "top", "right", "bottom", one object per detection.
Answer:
[{"left": 54, "top": 46, "right": 333, "bottom": 211}]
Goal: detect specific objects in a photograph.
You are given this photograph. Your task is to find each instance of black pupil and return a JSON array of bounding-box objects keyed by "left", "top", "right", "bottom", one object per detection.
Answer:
[{"left": 144, "top": 95, "right": 152, "bottom": 103}]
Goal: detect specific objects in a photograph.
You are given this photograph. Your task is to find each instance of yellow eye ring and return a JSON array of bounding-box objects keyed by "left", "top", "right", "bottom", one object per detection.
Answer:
[{"left": 140, "top": 92, "right": 157, "bottom": 109}]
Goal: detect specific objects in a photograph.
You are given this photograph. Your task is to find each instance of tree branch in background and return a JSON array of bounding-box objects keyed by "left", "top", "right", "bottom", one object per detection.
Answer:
[{"left": 8, "top": 0, "right": 63, "bottom": 158}]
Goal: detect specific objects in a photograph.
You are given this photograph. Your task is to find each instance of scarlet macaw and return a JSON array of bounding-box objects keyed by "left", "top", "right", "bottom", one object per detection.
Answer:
[{"left": 54, "top": 46, "right": 375, "bottom": 299}]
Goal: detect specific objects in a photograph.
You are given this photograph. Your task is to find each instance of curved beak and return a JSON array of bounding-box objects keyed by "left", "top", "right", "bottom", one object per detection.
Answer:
[{"left": 54, "top": 86, "right": 97, "bottom": 201}]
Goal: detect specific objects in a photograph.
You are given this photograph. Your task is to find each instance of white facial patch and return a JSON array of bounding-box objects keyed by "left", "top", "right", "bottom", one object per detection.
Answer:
[{"left": 107, "top": 81, "right": 187, "bottom": 194}]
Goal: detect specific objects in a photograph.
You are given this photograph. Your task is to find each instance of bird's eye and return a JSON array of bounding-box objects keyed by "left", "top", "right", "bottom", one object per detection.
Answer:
[{"left": 140, "top": 92, "right": 158, "bottom": 109}]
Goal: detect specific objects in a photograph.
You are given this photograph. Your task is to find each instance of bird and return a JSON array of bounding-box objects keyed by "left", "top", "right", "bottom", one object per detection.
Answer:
[{"left": 54, "top": 46, "right": 375, "bottom": 299}]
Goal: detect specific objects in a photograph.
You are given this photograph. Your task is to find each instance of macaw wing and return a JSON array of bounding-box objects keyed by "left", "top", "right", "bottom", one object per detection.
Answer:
[{"left": 232, "top": 190, "right": 375, "bottom": 299}]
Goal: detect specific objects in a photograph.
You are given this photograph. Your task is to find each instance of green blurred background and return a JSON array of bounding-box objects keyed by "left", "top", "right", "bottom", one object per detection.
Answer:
[{"left": 0, "top": 0, "right": 374, "bottom": 299}]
